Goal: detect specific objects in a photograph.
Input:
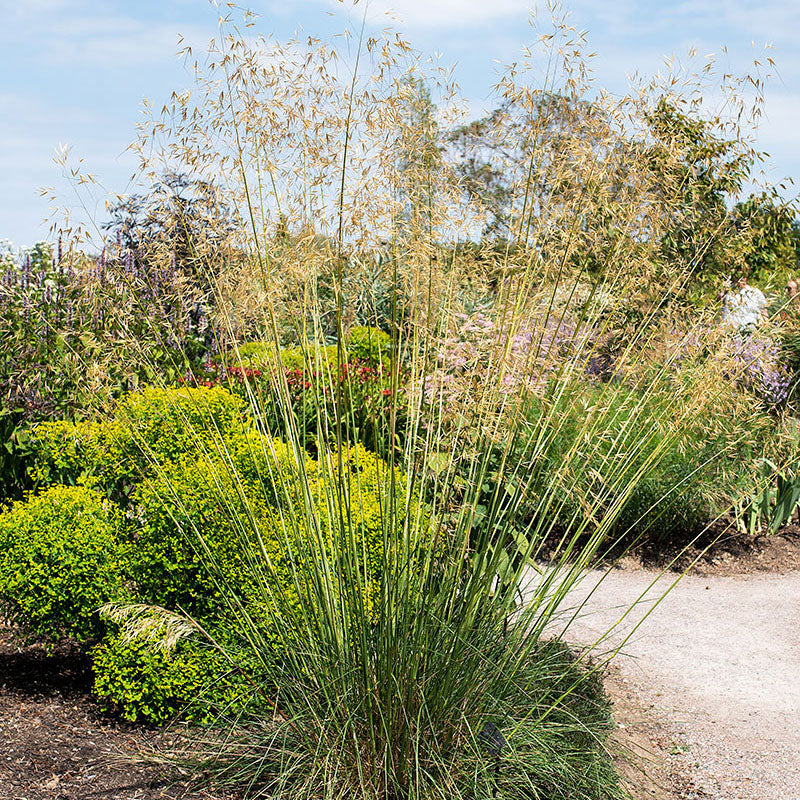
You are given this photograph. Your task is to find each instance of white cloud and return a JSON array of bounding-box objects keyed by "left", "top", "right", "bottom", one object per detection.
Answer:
[{"left": 0, "top": 3, "right": 214, "bottom": 67}]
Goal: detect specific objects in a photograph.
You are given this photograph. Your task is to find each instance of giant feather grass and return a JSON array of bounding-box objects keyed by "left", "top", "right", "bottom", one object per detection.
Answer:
[{"left": 49, "top": 4, "right": 798, "bottom": 798}]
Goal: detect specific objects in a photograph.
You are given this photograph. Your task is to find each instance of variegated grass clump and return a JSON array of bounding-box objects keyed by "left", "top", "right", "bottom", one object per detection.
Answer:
[{"left": 55, "top": 3, "right": 796, "bottom": 798}]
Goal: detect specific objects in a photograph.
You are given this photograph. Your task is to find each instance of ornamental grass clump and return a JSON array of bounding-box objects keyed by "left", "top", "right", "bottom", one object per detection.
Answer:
[{"left": 50, "top": 3, "right": 797, "bottom": 798}]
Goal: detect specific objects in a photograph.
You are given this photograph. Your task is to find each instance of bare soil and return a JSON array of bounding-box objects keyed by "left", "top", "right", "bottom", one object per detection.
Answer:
[
  {"left": 0, "top": 630, "right": 236, "bottom": 800},
  {"left": 607, "top": 665, "right": 709, "bottom": 800},
  {"left": 632, "top": 525, "right": 800, "bottom": 577}
]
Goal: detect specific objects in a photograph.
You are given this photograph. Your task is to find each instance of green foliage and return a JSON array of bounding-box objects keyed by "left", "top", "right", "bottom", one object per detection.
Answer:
[
  {"left": 27, "top": 419, "right": 101, "bottom": 489},
  {"left": 345, "top": 326, "right": 392, "bottom": 365},
  {"left": 0, "top": 485, "right": 126, "bottom": 644},
  {"left": 130, "top": 437, "right": 404, "bottom": 625},
  {"left": 734, "top": 457, "right": 800, "bottom": 535},
  {"left": 233, "top": 339, "right": 275, "bottom": 365},
  {"left": 112, "top": 384, "right": 248, "bottom": 470},
  {"left": 28, "top": 386, "right": 248, "bottom": 504},
  {"left": 129, "top": 444, "right": 286, "bottom": 620},
  {"left": 233, "top": 340, "right": 339, "bottom": 371},
  {"left": 92, "top": 629, "right": 249, "bottom": 724},
  {"left": 0, "top": 238, "right": 230, "bottom": 504},
  {"left": 645, "top": 97, "right": 753, "bottom": 295},
  {"left": 279, "top": 344, "right": 339, "bottom": 372},
  {"left": 734, "top": 192, "right": 800, "bottom": 285},
  {"left": 0, "top": 412, "right": 36, "bottom": 500},
  {"left": 234, "top": 330, "right": 392, "bottom": 372}
]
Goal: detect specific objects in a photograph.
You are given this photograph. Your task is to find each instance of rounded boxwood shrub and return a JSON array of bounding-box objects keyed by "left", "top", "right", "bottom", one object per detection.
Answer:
[
  {"left": 25, "top": 419, "right": 94, "bottom": 489},
  {"left": 130, "top": 437, "right": 412, "bottom": 629},
  {"left": 92, "top": 628, "right": 253, "bottom": 724},
  {"left": 129, "top": 449, "right": 287, "bottom": 620},
  {"left": 0, "top": 485, "right": 127, "bottom": 644},
  {"left": 345, "top": 326, "right": 392, "bottom": 365},
  {"left": 28, "top": 386, "right": 249, "bottom": 505},
  {"left": 233, "top": 340, "right": 340, "bottom": 372},
  {"left": 110, "top": 384, "right": 250, "bottom": 476}
]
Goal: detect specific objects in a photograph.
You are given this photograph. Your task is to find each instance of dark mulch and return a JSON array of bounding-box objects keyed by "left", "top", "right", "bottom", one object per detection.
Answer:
[
  {"left": 0, "top": 628, "right": 235, "bottom": 800},
  {"left": 634, "top": 522, "right": 800, "bottom": 577}
]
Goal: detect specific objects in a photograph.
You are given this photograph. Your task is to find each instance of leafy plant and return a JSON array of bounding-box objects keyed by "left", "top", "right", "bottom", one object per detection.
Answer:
[
  {"left": 734, "top": 458, "right": 800, "bottom": 535},
  {"left": 0, "top": 485, "right": 127, "bottom": 644},
  {"left": 27, "top": 386, "right": 249, "bottom": 504},
  {"left": 93, "top": 626, "right": 251, "bottom": 724}
]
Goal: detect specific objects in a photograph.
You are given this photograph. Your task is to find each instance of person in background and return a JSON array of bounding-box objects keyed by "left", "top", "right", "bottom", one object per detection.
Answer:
[
  {"left": 721, "top": 272, "right": 768, "bottom": 333},
  {"left": 785, "top": 278, "right": 799, "bottom": 309},
  {"left": 769, "top": 278, "right": 799, "bottom": 322}
]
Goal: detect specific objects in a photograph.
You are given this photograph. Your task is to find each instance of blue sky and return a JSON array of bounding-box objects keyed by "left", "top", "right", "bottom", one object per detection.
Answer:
[{"left": 2, "top": 0, "right": 799, "bottom": 247}]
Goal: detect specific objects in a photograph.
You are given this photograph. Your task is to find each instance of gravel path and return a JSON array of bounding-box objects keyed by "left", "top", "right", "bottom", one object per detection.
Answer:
[{"left": 560, "top": 568, "right": 800, "bottom": 800}]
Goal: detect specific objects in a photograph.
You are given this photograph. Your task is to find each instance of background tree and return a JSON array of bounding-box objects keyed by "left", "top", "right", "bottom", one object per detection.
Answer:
[
  {"left": 446, "top": 91, "right": 605, "bottom": 242},
  {"left": 103, "top": 172, "right": 241, "bottom": 285},
  {"left": 733, "top": 191, "right": 800, "bottom": 285},
  {"left": 395, "top": 77, "right": 444, "bottom": 243},
  {"left": 643, "top": 97, "right": 754, "bottom": 297}
]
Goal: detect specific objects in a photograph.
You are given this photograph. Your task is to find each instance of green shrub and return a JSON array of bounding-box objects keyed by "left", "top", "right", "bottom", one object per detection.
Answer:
[
  {"left": 279, "top": 344, "right": 339, "bottom": 372},
  {"left": 92, "top": 629, "right": 252, "bottom": 724},
  {"left": 129, "top": 447, "right": 289, "bottom": 620},
  {"left": 130, "top": 437, "right": 404, "bottom": 620},
  {"left": 28, "top": 386, "right": 249, "bottom": 504},
  {"left": 345, "top": 326, "right": 392, "bottom": 365},
  {"left": 233, "top": 340, "right": 276, "bottom": 366},
  {"left": 0, "top": 485, "right": 127, "bottom": 644},
  {"left": 234, "top": 331, "right": 393, "bottom": 371},
  {"left": 113, "top": 385, "right": 249, "bottom": 470},
  {"left": 233, "top": 340, "right": 340, "bottom": 372},
  {"left": 27, "top": 419, "right": 102, "bottom": 489}
]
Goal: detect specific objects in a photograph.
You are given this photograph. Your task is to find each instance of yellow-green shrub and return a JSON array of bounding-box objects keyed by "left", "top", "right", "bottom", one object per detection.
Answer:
[
  {"left": 233, "top": 340, "right": 339, "bottom": 372},
  {"left": 27, "top": 386, "right": 250, "bottom": 504},
  {"left": 130, "top": 438, "right": 412, "bottom": 630},
  {"left": 92, "top": 630, "right": 253, "bottom": 724},
  {"left": 26, "top": 419, "right": 101, "bottom": 489},
  {"left": 234, "top": 330, "right": 393, "bottom": 372},
  {"left": 279, "top": 344, "right": 339, "bottom": 372},
  {"left": 345, "top": 326, "right": 392, "bottom": 365},
  {"left": 0, "top": 485, "right": 127, "bottom": 644},
  {"left": 314, "top": 444, "right": 410, "bottom": 574},
  {"left": 129, "top": 450, "right": 289, "bottom": 619},
  {"left": 111, "top": 384, "right": 250, "bottom": 473}
]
